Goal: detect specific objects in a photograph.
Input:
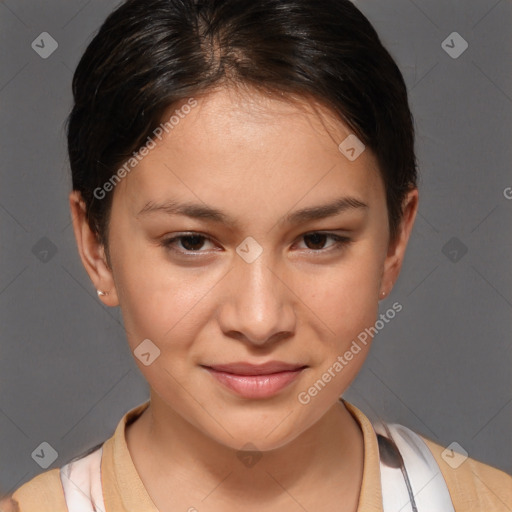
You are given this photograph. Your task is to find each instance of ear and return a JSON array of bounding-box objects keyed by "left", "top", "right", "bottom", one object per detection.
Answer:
[
  {"left": 69, "top": 190, "right": 119, "bottom": 307},
  {"left": 380, "top": 188, "right": 419, "bottom": 299}
]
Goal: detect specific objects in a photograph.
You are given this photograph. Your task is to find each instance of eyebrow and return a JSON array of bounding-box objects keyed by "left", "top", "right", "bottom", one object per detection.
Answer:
[{"left": 136, "top": 195, "right": 368, "bottom": 227}]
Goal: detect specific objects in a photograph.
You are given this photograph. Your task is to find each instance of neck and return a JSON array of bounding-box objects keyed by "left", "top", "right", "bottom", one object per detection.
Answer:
[{"left": 126, "top": 393, "right": 364, "bottom": 511}]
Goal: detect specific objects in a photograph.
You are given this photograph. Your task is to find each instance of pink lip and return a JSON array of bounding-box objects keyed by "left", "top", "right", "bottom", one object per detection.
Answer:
[{"left": 202, "top": 361, "right": 307, "bottom": 399}]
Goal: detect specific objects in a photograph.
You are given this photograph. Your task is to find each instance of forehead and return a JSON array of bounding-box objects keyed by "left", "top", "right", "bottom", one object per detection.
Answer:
[{"left": 115, "top": 87, "right": 383, "bottom": 219}]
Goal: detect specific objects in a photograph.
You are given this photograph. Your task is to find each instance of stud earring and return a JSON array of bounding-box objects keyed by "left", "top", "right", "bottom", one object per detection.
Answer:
[{"left": 97, "top": 290, "right": 108, "bottom": 297}]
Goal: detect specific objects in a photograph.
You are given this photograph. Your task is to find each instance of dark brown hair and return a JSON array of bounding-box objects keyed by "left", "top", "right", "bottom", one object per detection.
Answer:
[{"left": 67, "top": 0, "right": 418, "bottom": 261}]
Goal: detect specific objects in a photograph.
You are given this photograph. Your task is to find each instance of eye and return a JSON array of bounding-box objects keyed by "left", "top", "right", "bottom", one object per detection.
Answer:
[
  {"left": 160, "top": 231, "right": 351, "bottom": 257},
  {"left": 296, "top": 232, "right": 351, "bottom": 252},
  {"left": 161, "top": 233, "right": 216, "bottom": 254}
]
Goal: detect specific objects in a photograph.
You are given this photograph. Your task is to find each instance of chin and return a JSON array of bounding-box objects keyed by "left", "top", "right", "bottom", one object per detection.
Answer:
[{"left": 196, "top": 403, "right": 315, "bottom": 452}]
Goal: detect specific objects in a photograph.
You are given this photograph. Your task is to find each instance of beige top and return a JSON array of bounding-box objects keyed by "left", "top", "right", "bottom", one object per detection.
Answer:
[{"left": 5, "top": 399, "right": 512, "bottom": 511}]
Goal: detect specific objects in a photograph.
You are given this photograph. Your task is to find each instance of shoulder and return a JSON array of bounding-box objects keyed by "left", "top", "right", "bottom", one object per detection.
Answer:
[
  {"left": 420, "top": 435, "right": 512, "bottom": 511},
  {"left": 6, "top": 468, "right": 68, "bottom": 512}
]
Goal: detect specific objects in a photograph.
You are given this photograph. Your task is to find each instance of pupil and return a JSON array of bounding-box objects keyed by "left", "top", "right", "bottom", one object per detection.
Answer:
[
  {"left": 182, "top": 236, "right": 204, "bottom": 251},
  {"left": 305, "top": 233, "right": 326, "bottom": 250}
]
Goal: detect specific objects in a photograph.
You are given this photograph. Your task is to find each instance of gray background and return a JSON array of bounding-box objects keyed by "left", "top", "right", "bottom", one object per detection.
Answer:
[{"left": 1, "top": 0, "right": 511, "bottom": 497}]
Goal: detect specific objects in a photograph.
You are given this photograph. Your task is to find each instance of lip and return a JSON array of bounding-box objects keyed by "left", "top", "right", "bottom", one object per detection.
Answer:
[
  {"left": 205, "top": 361, "right": 306, "bottom": 375},
  {"left": 202, "top": 361, "right": 307, "bottom": 399}
]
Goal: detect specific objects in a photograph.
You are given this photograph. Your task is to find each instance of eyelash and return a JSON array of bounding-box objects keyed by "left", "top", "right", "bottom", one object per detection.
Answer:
[{"left": 160, "top": 232, "right": 351, "bottom": 256}]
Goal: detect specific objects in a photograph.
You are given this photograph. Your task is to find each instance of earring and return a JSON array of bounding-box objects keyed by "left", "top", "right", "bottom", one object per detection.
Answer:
[
  {"left": 379, "top": 290, "right": 386, "bottom": 300},
  {"left": 97, "top": 290, "right": 108, "bottom": 297}
]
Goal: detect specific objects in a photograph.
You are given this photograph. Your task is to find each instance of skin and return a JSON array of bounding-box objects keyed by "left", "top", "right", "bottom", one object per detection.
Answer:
[
  {"left": 0, "top": 498, "right": 20, "bottom": 512},
  {"left": 69, "top": 86, "right": 418, "bottom": 511}
]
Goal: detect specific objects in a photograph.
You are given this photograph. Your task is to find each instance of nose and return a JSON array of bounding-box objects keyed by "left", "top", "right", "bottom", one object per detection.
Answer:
[{"left": 217, "top": 249, "right": 296, "bottom": 347}]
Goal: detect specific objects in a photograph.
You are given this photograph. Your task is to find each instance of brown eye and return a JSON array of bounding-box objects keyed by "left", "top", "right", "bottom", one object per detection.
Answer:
[
  {"left": 298, "top": 232, "right": 351, "bottom": 252},
  {"left": 178, "top": 235, "right": 206, "bottom": 251},
  {"left": 161, "top": 233, "right": 214, "bottom": 253},
  {"left": 303, "top": 233, "right": 329, "bottom": 250}
]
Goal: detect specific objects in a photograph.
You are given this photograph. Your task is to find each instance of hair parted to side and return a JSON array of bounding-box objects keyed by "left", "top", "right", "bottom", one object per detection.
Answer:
[{"left": 67, "top": 0, "right": 418, "bottom": 263}]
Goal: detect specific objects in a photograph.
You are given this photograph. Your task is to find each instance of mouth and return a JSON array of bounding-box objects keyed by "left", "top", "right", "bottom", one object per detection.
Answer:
[{"left": 201, "top": 361, "right": 308, "bottom": 399}]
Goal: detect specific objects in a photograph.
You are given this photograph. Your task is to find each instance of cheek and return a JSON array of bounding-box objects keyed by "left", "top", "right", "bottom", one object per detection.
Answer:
[
  {"left": 305, "top": 250, "right": 382, "bottom": 336},
  {"left": 294, "top": 261, "right": 380, "bottom": 405},
  {"left": 111, "top": 243, "right": 224, "bottom": 351},
  {"left": 297, "top": 244, "right": 382, "bottom": 390}
]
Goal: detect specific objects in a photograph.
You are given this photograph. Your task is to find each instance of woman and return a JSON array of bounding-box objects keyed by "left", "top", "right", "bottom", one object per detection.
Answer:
[{"left": 4, "top": 0, "right": 512, "bottom": 510}]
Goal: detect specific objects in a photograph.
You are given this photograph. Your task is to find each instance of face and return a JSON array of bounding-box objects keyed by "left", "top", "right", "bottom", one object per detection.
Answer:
[{"left": 72, "top": 87, "right": 417, "bottom": 451}]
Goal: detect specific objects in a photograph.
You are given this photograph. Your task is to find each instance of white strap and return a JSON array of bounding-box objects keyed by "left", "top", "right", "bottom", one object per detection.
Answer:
[
  {"left": 374, "top": 422, "right": 455, "bottom": 512},
  {"left": 59, "top": 446, "right": 106, "bottom": 512}
]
